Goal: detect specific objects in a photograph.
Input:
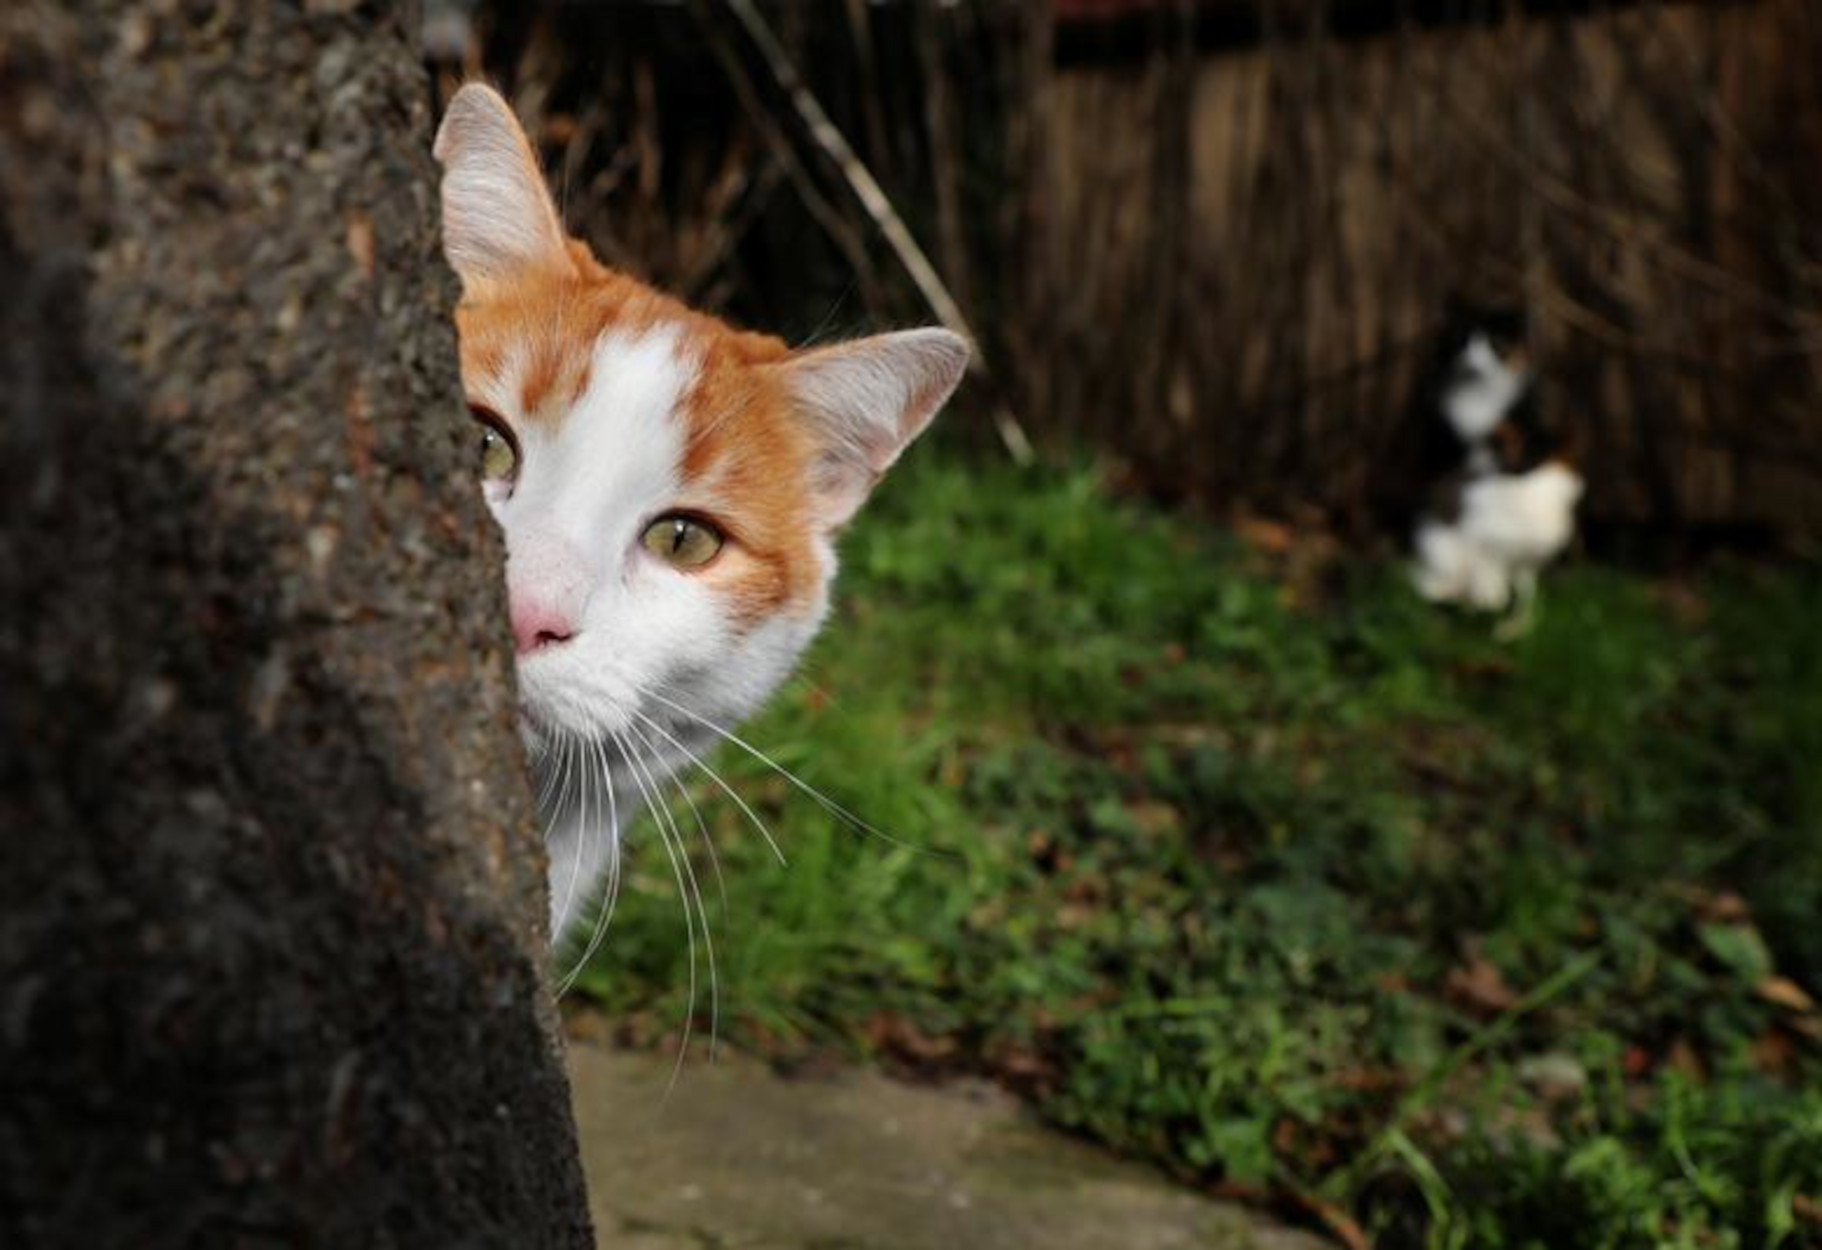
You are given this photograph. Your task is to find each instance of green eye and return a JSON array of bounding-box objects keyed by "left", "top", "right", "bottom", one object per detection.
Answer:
[
  {"left": 471, "top": 406, "right": 519, "bottom": 482},
  {"left": 642, "top": 514, "right": 724, "bottom": 569}
]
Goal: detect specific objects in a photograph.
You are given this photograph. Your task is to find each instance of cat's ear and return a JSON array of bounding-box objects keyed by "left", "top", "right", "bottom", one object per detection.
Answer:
[
  {"left": 776, "top": 329, "right": 970, "bottom": 528},
  {"left": 433, "top": 83, "right": 574, "bottom": 290}
]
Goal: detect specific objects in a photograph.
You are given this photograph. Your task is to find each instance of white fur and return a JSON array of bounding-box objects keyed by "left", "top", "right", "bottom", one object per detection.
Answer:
[
  {"left": 1443, "top": 332, "right": 1528, "bottom": 444},
  {"left": 436, "top": 83, "right": 968, "bottom": 943},
  {"left": 1413, "top": 463, "right": 1585, "bottom": 613}
]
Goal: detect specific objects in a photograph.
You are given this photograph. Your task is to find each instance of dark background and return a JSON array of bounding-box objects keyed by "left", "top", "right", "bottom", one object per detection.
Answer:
[{"left": 434, "top": 0, "right": 1822, "bottom": 542}]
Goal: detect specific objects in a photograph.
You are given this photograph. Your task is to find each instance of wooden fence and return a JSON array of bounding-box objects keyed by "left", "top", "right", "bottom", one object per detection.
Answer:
[{"left": 449, "top": 0, "right": 1822, "bottom": 535}]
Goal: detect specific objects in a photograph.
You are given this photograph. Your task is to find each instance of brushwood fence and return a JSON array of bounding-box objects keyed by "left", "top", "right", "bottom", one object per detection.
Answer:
[{"left": 443, "top": 0, "right": 1822, "bottom": 537}]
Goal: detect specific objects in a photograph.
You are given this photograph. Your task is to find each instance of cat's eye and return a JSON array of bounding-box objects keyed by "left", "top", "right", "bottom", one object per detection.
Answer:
[
  {"left": 471, "top": 405, "right": 519, "bottom": 483},
  {"left": 641, "top": 514, "right": 724, "bottom": 569}
]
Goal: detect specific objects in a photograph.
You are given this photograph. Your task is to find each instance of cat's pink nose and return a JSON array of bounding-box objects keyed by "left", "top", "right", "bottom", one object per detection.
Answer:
[{"left": 510, "top": 598, "right": 576, "bottom": 655}]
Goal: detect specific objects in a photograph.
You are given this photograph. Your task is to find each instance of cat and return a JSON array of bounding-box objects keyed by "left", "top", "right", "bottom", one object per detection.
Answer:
[
  {"left": 1410, "top": 302, "right": 1582, "bottom": 629},
  {"left": 432, "top": 84, "right": 968, "bottom": 944}
]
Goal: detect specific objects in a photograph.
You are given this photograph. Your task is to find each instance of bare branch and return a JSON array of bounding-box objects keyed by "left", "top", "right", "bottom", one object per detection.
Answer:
[{"left": 714, "top": 0, "right": 1034, "bottom": 463}]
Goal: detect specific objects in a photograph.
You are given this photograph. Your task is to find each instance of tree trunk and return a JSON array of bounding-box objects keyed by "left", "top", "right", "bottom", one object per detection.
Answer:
[{"left": 0, "top": 4, "right": 591, "bottom": 1245}]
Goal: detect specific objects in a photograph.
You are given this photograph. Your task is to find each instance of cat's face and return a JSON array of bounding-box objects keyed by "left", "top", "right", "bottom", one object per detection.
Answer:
[
  {"left": 1440, "top": 302, "right": 1528, "bottom": 377},
  {"left": 433, "top": 86, "right": 966, "bottom": 761}
]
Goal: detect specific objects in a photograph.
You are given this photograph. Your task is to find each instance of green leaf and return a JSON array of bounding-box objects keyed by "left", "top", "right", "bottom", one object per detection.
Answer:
[{"left": 1697, "top": 923, "right": 1773, "bottom": 983}]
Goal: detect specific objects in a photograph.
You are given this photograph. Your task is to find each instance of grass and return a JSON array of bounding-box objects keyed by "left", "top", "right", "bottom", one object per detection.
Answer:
[{"left": 572, "top": 447, "right": 1822, "bottom": 1249}]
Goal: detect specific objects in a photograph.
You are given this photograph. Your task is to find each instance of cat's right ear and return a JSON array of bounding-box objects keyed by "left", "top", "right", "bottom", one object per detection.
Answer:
[
  {"left": 774, "top": 329, "right": 970, "bottom": 529},
  {"left": 433, "top": 84, "right": 574, "bottom": 291}
]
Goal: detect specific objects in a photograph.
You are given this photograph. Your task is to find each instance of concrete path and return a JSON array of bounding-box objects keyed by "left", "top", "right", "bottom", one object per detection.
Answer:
[{"left": 566, "top": 1039, "right": 1327, "bottom": 1250}]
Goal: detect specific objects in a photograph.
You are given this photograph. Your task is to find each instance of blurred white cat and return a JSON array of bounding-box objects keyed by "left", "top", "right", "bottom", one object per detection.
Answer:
[{"left": 1410, "top": 304, "right": 1581, "bottom": 632}]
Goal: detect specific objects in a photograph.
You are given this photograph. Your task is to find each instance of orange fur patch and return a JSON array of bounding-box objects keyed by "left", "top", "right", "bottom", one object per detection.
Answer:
[{"left": 454, "top": 249, "right": 824, "bottom": 627}]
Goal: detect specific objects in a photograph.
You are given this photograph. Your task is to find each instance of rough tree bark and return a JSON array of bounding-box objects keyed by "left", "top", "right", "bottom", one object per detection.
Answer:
[{"left": 0, "top": 4, "right": 591, "bottom": 1245}]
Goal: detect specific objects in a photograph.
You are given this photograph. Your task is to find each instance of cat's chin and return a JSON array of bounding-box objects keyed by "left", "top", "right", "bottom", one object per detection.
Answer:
[
  {"left": 514, "top": 705, "right": 603, "bottom": 755},
  {"left": 510, "top": 650, "right": 635, "bottom": 747},
  {"left": 512, "top": 694, "right": 665, "bottom": 760},
  {"left": 513, "top": 692, "right": 597, "bottom": 756}
]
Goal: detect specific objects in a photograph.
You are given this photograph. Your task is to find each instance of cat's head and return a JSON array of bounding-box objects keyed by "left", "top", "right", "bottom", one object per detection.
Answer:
[
  {"left": 1439, "top": 298, "right": 1529, "bottom": 380},
  {"left": 432, "top": 84, "right": 967, "bottom": 756}
]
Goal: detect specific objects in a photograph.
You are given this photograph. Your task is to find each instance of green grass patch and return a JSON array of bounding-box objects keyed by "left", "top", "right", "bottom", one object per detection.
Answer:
[{"left": 574, "top": 449, "right": 1822, "bottom": 1249}]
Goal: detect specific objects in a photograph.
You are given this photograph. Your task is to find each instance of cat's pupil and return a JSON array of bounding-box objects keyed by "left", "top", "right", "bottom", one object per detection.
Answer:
[{"left": 668, "top": 521, "right": 687, "bottom": 554}]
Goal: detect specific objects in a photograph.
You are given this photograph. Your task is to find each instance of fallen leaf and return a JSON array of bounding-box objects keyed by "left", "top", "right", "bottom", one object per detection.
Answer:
[
  {"left": 1756, "top": 976, "right": 1816, "bottom": 1014},
  {"left": 864, "top": 1011, "right": 956, "bottom": 1067},
  {"left": 1283, "top": 1187, "right": 1371, "bottom": 1250},
  {"left": 985, "top": 1036, "right": 1057, "bottom": 1093},
  {"left": 1706, "top": 891, "right": 1750, "bottom": 922},
  {"left": 1666, "top": 1039, "right": 1707, "bottom": 1082},
  {"left": 1333, "top": 1067, "right": 1407, "bottom": 1093},
  {"left": 1673, "top": 885, "right": 1750, "bottom": 924},
  {"left": 1749, "top": 1030, "right": 1797, "bottom": 1078},
  {"left": 1447, "top": 953, "right": 1517, "bottom": 1014},
  {"left": 1123, "top": 799, "right": 1182, "bottom": 837},
  {"left": 1234, "top": 516, "right": 1295, "bottom": 556}
]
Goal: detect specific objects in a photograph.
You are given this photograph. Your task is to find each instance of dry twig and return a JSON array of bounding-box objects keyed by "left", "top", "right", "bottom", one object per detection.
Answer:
[{"left": 712, "top": 0, "right": 1034, "bottom": 463}]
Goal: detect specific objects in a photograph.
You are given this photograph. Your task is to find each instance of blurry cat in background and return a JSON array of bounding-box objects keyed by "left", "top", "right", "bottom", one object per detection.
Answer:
[
  {"left": 433, "top": 84, "right": 969, "bottom": 950},
  {"left": 1411, "top": 301, "right": 1583, "bottom": 634}
]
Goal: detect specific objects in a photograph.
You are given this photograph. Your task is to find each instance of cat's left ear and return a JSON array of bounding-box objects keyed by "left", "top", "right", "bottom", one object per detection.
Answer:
[
  {"left": 433, "top": 83, "right": 575, "bottom": 291},
  {"left": 775, "top": 329, "right": 970, "bottom": 528}
]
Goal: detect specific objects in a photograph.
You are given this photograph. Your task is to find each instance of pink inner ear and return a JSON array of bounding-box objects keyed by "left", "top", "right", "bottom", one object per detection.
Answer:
[{"left": 778, "top": 329, "right": 970, "bottom": 528}]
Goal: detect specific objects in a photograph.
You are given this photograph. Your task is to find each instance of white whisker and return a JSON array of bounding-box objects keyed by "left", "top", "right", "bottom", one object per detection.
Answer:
[
  {"left": 623, "top": 719, "right": 723, "bottom": 1063},
  {"left": 556, "top": 734, "right": 623, "bottom": 999},
  {"left": 628, "top": 705, "right": 788, "bottom": 868},
  {"left": 535, "top": 735, "right": 561, "bottom": 818},
  {"left": 615, "top": 727, "right": 705, "bottom": 1094},
  {"left": 627, "top": 714, "right": 731, "bottom": 919},
  {"left": 641, "top": 687, "right": 946, "bottom": 859},
  {"left": 550, "top": 732, "right": 590, "bottom": 958}
]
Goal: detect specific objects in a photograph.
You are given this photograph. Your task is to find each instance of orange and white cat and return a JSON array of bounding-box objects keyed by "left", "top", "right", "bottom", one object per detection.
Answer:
[{"left": 433, "top": 85, "right": 967, "bottom": 943}]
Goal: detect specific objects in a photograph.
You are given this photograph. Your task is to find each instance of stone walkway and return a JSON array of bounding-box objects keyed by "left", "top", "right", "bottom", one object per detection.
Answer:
[{"left": 567, "top": 1039, "right": 1326, "bottom": 1250}]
